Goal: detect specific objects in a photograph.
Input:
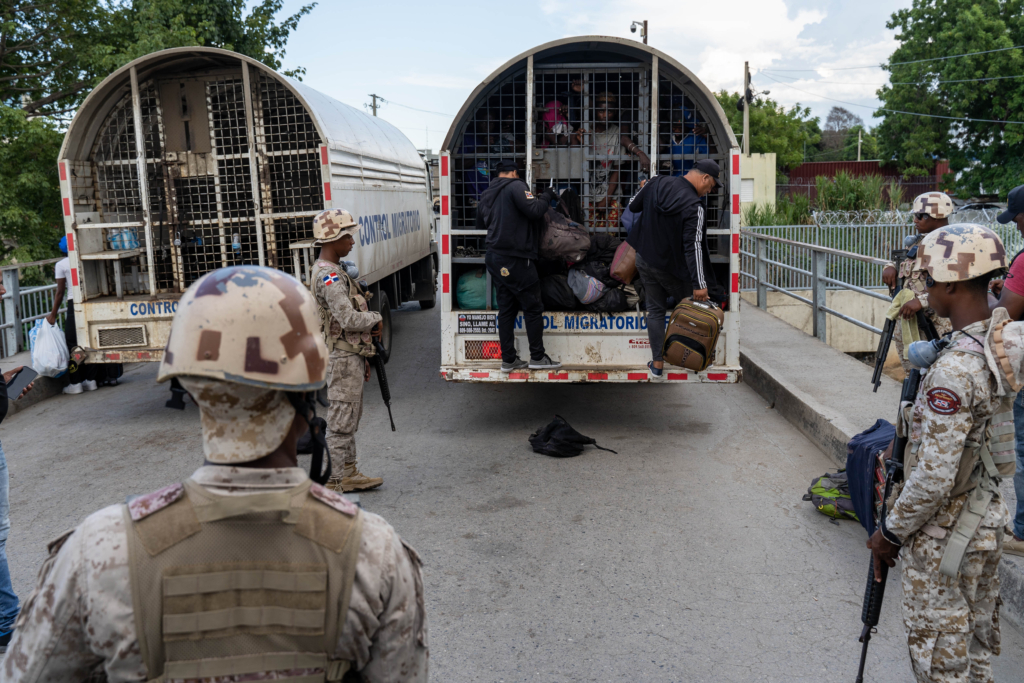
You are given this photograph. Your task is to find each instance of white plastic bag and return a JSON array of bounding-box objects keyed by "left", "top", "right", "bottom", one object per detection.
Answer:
[{"left": 29, "top": 319, "right": 68, "bottom": 377}]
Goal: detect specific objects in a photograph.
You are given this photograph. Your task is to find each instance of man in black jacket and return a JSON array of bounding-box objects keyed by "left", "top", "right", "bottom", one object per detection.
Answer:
[
  {"left": 627, "top": 159, "right": 722, "bottom": 381},
  {"left": 476, "top": 160, "right": 561, "bottom": 372}
]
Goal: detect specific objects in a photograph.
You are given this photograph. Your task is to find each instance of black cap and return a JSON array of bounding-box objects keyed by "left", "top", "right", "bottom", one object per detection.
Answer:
[
  {"left": 692, "top": 159, "right": 721, "bottom": 187},
  {"left": 495, "top": 159, "right": 519, "bottom": 173},
  {"left": 998, "top": 184, "right": 1024, "bottom": 223}
]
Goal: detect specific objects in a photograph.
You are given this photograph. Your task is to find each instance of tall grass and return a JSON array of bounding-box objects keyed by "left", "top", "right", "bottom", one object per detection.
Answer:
[
  {"left": 743, "top": 194, "right": 812, "bottom": 226},
  {"left": 815, "top": 171, "right": 890, "bottom": 212}
]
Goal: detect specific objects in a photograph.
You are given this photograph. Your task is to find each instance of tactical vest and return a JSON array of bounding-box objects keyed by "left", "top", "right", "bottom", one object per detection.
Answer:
[
  {"left": 309, "top": 261, "right": 376, "bottom": 358},
  {"left": 900, "top": 340, "right": 1017, "bottom": 578},
  {"left": 123, "top": 478, "right": 363, "bottom": 682}
]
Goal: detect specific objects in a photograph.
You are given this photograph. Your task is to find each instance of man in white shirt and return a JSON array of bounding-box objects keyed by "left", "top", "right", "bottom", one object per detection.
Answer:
[{"left": 46, "top": 236, "right": 96, "bottom": 394}]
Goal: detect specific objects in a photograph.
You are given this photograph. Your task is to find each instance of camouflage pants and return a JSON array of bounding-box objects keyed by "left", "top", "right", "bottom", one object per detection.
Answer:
[
  {"left": 900, "top": 528, "right": 1003, "bottom": 683},
  {"left": 892, "top": 310, "right": 953, "bottom": 373},
  {"left": 326, "top": 351, "right": 365, "bottom": 468}
]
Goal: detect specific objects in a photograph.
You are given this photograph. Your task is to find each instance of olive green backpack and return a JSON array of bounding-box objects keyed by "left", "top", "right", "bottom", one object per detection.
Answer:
[{"left": 803, "top": 470, "right": 859, "bottom": 522}]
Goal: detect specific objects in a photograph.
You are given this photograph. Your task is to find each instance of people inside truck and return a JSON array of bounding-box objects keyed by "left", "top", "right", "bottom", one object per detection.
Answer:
[
  {"left": 476, "top": 160, "right": 561, "bottom": 372},
  {"left": 664, "top": 118, "right": 710, "bottom": 176},
  {"left": 627, "top": 159, "right": 724, "bottom": 381},
  {"left": 541, "top": 100, "right": 575, "bottom": 147},
  {"left": 456, "top": 110, "right": 498, "bottom": 207}
]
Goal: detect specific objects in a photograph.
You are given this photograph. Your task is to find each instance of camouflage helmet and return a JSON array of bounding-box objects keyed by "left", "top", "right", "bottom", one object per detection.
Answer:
[
  {"left": 313, "top": 209, "right": 358, "bottom": 246},
  {"left": 915, "top": 223, "right": 1007, "bottom": 282},
  {"left": 912, "top": 192, "right": 955, "bottom": 219},
  {"left": 157, "top": 265, "right": 328, "bottom": 391}
]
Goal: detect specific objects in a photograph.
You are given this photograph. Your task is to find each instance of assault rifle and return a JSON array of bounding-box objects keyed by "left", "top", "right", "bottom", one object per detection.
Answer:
[
  {"left": 871, "top": 248, "right": 908, "bottom": 392},
  {"left": 855, "top": 367, "right": 922, "bottom": 682},
  {"left": 371, "top": 340, "right": 396, "bottom": 432}
]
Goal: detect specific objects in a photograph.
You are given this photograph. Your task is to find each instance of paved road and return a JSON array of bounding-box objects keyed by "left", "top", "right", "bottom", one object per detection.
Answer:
[{"left": 2, "top": 302, "right": 1022, "bottom": 682}]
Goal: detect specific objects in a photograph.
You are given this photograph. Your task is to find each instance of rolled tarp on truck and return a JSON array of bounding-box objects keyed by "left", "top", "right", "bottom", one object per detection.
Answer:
[
  {"left": 57, "top": 47, "right": 436, "bottom": 365},
  {"left": 438, "top": 36, "right": 741, "bottom": 383}
]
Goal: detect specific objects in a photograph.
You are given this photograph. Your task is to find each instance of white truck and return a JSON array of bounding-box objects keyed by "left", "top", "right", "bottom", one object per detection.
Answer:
[
  {"left": 438, "top": 36, "right": 741, "bottom": 383},
  {"left": 57, "top": 47, "right": 436, "bottom": 364}
]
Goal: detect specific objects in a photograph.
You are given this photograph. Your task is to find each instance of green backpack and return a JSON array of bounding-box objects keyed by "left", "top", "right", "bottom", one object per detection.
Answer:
[{"left": 803, "top": 470, "right": 859, "bottom": 522}]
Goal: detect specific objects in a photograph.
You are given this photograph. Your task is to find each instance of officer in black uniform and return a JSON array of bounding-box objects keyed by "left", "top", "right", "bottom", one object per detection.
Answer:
[{"left": 476, "top": 160, "right": 561, "bottom": 372}]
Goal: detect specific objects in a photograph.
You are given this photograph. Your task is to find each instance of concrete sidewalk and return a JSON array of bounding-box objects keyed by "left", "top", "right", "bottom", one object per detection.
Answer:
[
  {"left": 739, "top": 301, "right": 1024, "bottom": 633},
  {"left": 0, "top": 351, "right": 64, "bottom": 415}
]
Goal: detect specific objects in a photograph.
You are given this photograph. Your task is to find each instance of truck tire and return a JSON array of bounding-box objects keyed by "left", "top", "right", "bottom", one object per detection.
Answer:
[
  {"left": 377, "top": 290, "right": 393, "bottom": 362},
  {"left": 420, "top": 259, "right": 437, "bottom": 309}
]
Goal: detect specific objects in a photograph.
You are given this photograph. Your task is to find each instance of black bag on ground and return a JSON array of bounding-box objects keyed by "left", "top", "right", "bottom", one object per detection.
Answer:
[
  {"left": 584, "top": 286, "right": 630, "bottom": 312},
  {"left": 97, "top": 363, "right": 123, "bottom": 386},
  {"left": 529, "top": 415, "right": 618, "bottom": 458},
  {"left": 580, "top": 260, "right": 618, "bottom": 288},
  {"left": 586, "top": 233, "right": 621, "bottom": 264},
  {"left": 540, "top": 274, "right": 576, "bottom": 310}
]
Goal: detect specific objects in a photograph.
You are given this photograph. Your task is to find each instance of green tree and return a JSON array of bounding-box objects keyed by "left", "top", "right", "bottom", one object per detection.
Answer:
[
  {"left": 0, "top": 105, "right": 64, "bottom": 263},
  {"left": 0, "top": 0, "right": 316, "bottom": 117},
  {"left": 876, "top": 0, "right": 1024, "bottom": 195},
  {"left": 716, "top": 90, "right": 821, "bottom": 170}
]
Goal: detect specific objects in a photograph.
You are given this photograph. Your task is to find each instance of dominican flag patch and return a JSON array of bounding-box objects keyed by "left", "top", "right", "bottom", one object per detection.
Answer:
[{"left": 323, "top": 272, "right": 339, "bottom": 286}]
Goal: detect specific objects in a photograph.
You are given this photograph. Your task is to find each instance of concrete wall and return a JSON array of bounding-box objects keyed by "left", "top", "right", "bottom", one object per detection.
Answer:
[
  {"left": 739, "top": 153, "right": 776, "bottom": 225},
  {"left": 740, "top": 289, "right": 890, "bottom": 353}
]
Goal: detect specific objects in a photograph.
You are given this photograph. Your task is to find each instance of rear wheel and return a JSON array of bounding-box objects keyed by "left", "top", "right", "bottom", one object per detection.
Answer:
[{"left": 377, "top": 290, "right": 393, "bottom": 362}]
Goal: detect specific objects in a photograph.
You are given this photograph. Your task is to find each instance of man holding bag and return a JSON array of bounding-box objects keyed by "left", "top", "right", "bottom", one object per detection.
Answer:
[
  {"left": 626, "top": 159, "right": 723, "bottom": 381},
  {"left": 46, "top": 236, "right": 93, "bottom": 393}
]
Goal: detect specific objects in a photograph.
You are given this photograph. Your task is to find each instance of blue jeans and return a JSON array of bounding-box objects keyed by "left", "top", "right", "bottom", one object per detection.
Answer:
[
  {"left": 0, "top": 442, "right": 17, "bottom": 632},
  {"left": 1012, "top": 390, "right": 1024, "bottom": 539}
]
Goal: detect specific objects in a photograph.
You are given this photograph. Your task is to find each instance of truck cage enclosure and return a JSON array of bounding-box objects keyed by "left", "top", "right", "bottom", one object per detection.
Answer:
[
  {"left": 438, "top": 37, "right": 742, "bottom": 381},
  {"left": 58, "top": 47, "right": 430, "bottom": 360}
]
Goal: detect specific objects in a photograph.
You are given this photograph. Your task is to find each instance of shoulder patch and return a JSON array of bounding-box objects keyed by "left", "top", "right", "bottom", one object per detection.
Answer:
[
  {"left": 127, "top": 483, "right": 184, "bottom": 521},
  {"left": 322, "top": 272, "right": 339, "bottom": 286},
  {"left": 309, "top": 483, "right": 359, "bottom": 516},
  {"left": 926, "top": 387, "right": 962, "bottom": 415},
  {"left": 525, "top": 190, "right": 534, "bottom": 199}
]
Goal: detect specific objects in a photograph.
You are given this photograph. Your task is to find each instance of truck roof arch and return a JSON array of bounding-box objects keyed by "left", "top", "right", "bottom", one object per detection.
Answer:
[
  {"left": 60, "top": 46, "right": 424, "bottom": 170},
  {"left": 441, "top": 35, "right": 738, "bottom": 151}
]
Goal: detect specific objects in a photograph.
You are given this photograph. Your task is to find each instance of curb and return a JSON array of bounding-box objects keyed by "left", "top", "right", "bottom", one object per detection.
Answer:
[
  {"left": 6, "top": 376, "right": 63, "bottom": 416},
  {"left": 740, "top": 346, "right": 1024, "bottom": 634}
]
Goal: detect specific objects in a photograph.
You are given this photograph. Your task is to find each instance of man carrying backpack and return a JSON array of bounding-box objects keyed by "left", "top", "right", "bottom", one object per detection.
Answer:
[
  {"left": 477, "top": 159, "right": 561, "bottom": 372},
  {"left": 627, "top": 159, "right": 723, "bottom": 381}
]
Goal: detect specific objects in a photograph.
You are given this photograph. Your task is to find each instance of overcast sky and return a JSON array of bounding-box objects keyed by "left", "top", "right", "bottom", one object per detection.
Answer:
[{"left": 279, "top": 0, "right": 906, "bottom": 150}]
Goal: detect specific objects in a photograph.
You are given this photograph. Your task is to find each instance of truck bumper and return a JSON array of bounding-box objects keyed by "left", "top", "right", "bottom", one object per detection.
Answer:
[{"left": 439, "top": 366, "right": 742, "bottom": 383}]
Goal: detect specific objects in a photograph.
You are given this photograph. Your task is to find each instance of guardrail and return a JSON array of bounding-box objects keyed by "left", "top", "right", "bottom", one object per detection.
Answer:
[
  {"left": 0, "top": 258, "right": 65, "bottom": 359},
  {"left": 739, "top": 230, "right": 891, "bottom": 343}
]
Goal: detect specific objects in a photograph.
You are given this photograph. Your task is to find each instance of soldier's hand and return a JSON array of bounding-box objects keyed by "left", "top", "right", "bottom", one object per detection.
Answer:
[
  {"left": 371, "top": 322, "right": 382, "bottom": 340},
  {"left": 364, "top": 359, "right": 371, "bottom": 382},
  {"left": 990, "top": 279, "right": 1004, "bottom": 297},
  {"left": 882, "top": 266, "right": 897, "bottom": 290},
  {"left": 866, "top": 530, "right": 900, "bottom": 582},
  {"left": 899, "top": 297, "right": 923, "bottom": 319}
]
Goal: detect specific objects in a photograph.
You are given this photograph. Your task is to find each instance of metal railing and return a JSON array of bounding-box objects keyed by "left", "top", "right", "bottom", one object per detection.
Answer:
[
  {"left": 740, "top": 230, "right": 892, "bottom": 343},
  {"left": 0, "top": 258, "right": 66, "bottom": 359}
]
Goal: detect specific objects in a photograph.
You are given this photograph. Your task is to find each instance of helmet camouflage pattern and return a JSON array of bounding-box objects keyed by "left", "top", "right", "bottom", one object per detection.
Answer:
[
  {"left": 912, "top": 191, "right": 954, "bottom": 219},
  {"left": 313, "top": 208, "right": 358, "bottom": 245},
  {"left": 157, "top": 266, "right": 328, "bottom": 391},
  {"left": 915, "top": 223, "right": 1007, "bottom": 282}
]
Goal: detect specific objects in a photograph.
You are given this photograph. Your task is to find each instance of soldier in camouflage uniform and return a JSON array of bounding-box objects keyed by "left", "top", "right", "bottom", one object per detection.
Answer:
[
  {"left": 2, "top": 266, "right": 428, "bottom": 682},
  {"left": 310, "top": 209, "right": 384, "bottom": 493},
  {"left": 869, "top": 224, "right": 1015, "bottom": 683},
  {"left": 882, "top": 192, "right": 956, "bottom": 372}
]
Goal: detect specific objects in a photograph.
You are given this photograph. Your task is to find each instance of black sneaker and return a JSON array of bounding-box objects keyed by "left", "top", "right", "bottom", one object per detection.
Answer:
[
  {"left": 528, "top": 354, "right": 562, "bottom": 370},
  {"left": 501, "top": 357, "right": 529, "bottom": 373}
]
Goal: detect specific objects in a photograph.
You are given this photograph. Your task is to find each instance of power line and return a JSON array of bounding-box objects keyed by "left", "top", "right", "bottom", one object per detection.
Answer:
[
  {"left": 762, "top": 44, "right": 1024, "bottom": 72},
  {"left": 758, "top": 72, "right": 1024, "bottom": 125},
  {"left": 383, "top": 99, "right": 454, "bottom": 117},
  {"left": 761, "top": 70, "right": 1024, "bottom": 86}
]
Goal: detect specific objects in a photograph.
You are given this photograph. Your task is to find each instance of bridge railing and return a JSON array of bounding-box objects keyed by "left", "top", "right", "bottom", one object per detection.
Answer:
[
  {"left": 739, "top": 230, "right": 894, "bottom": 342},
  {"left": 739, "top": 219, "right": 1023, "bottom": 344},
  {"left": 0, "top": 258, "right": 66, "bottom": 359}
]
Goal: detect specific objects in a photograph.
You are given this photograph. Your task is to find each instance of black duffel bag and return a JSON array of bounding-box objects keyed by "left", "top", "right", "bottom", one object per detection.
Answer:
[{"left": 540, "top": 274, "right": 576, "bottom": 310}]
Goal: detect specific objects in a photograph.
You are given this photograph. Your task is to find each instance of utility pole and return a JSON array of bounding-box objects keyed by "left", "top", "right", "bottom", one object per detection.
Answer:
[
  {"left": 857, "top": 128, "right": 862, "bottom": 162},
  {"left": 742, "top": 62, "right": 750, "bottom": 156},
  {"left": 368, "top": 94, "right": 381, "bottom": 117}
]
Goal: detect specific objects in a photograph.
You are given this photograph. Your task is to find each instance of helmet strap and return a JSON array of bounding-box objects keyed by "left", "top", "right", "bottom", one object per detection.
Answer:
[{"left": 288, "top": 392, "right": 332, "bottom": 485}]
